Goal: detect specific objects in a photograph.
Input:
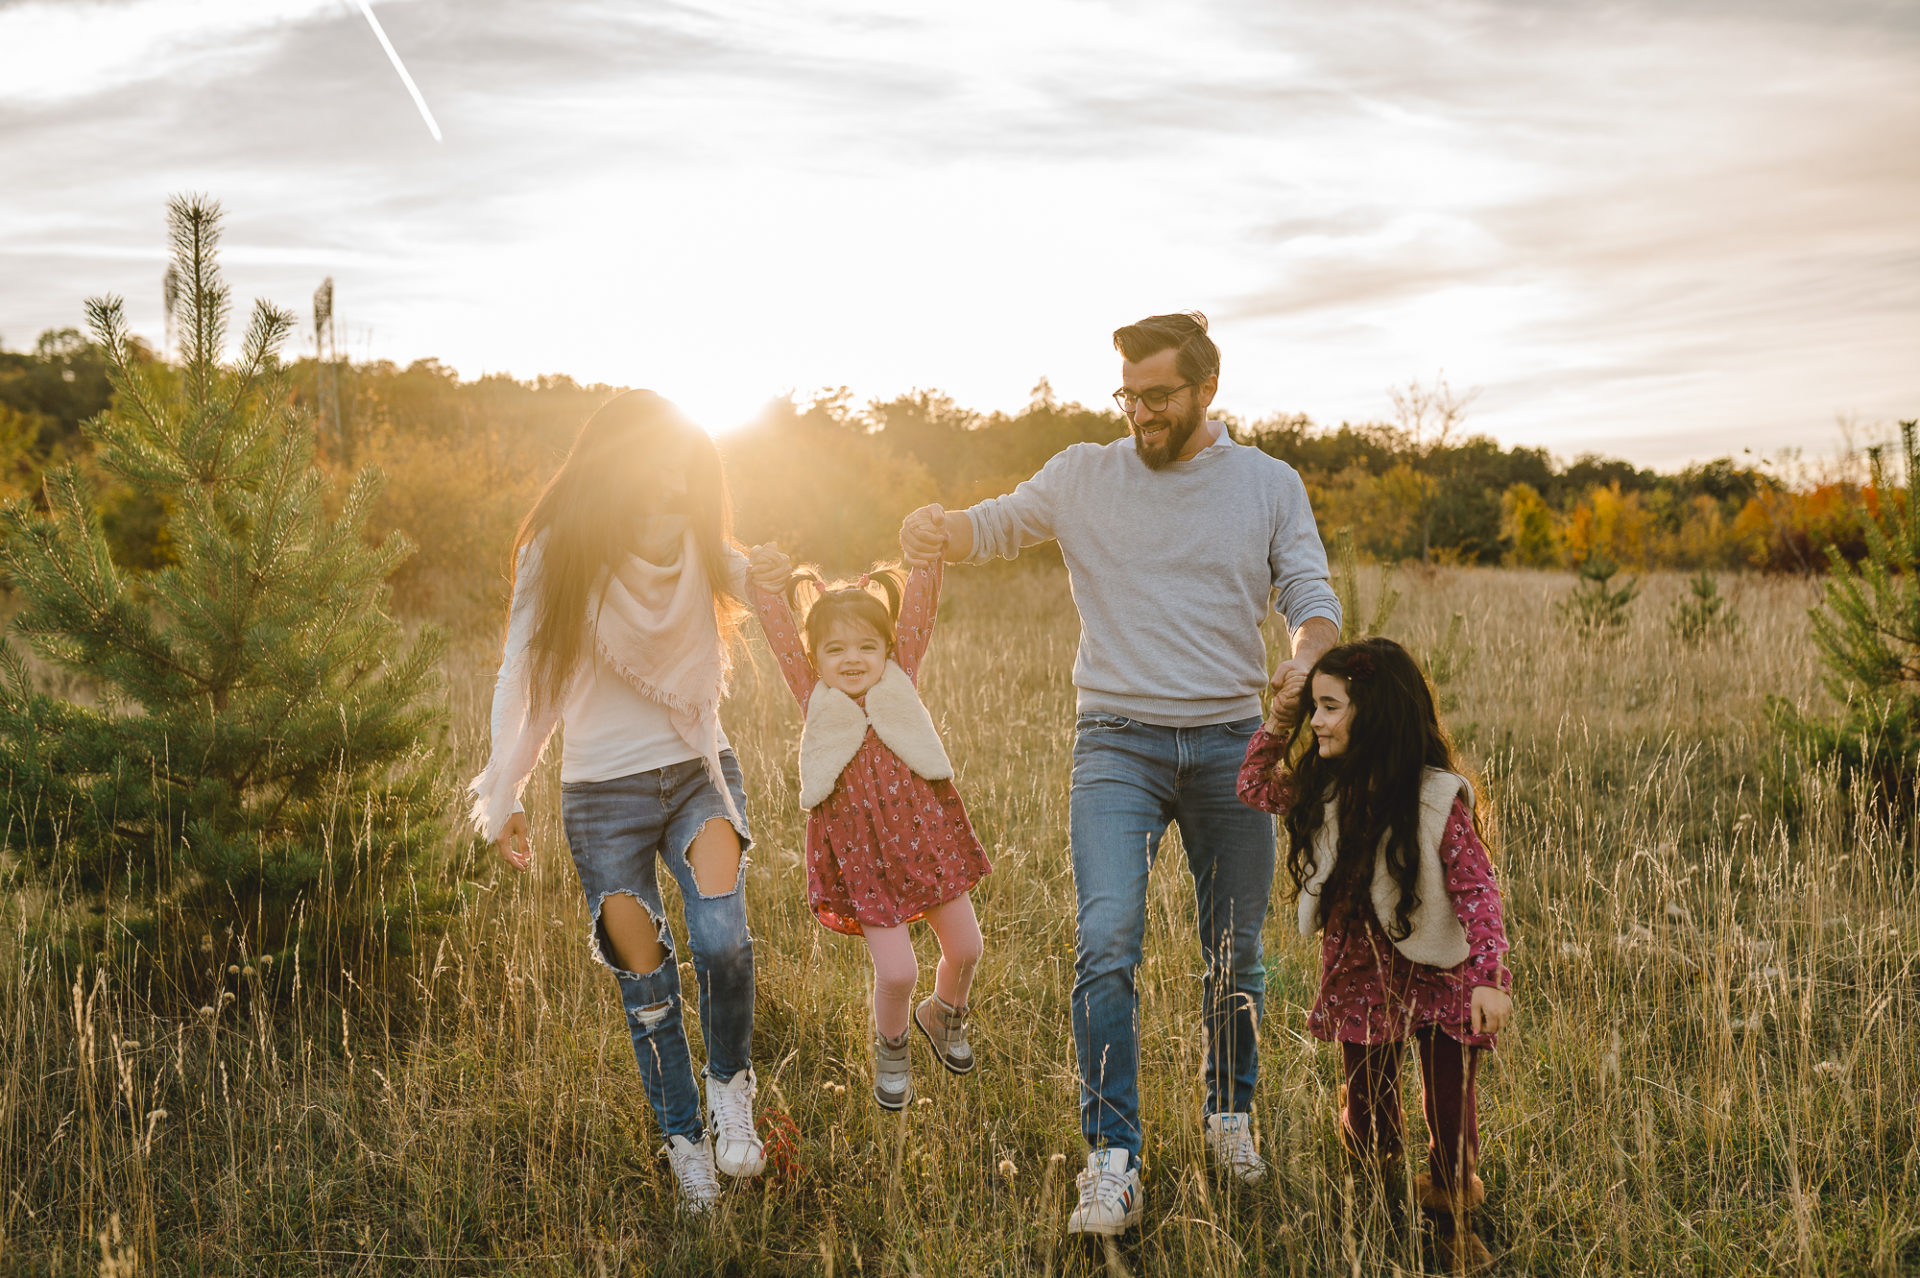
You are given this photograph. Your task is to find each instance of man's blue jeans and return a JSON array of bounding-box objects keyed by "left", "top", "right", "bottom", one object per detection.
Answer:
[
  {"left": 560, "top": 752, "right": 754, "bottom": 1142},
  {"left": 1069, "top": 712, "right": 1274, "bottom": 1158}
]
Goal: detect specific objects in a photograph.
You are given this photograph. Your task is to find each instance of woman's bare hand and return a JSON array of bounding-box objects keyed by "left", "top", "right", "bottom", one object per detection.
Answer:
[{"left": 496, "top": 811, "right": 533, "bottom": 872}]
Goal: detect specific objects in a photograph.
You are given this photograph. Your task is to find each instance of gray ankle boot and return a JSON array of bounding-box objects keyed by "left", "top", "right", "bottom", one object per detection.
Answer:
[
  {"left": 914, "top": 993, "right": 976, "bottom": 1075},
  {"left": 873, "top": 1025, "right": 913, "bottom": 1110}
]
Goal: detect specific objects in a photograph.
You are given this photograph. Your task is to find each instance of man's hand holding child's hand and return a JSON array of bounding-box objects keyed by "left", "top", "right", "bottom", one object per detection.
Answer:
[
  {"left": 1266, "top": 665, "right": 1309, "bottom": 733},
  {"left": 899, "top": 505, "right": 947, "bottom": 566}
]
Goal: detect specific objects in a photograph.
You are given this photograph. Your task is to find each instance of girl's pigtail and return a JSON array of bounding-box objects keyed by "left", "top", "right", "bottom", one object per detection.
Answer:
[
  {"left": 784, "top": 564, "right": 827, "bottom": 622},
  {"left": 864, "top": 562, "right": 910, "bottom": 621}
]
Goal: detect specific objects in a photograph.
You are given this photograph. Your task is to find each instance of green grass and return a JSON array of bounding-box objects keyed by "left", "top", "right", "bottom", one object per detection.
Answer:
[{"left": 4, "top": 563, "right": 1918, "bottom": 1275}]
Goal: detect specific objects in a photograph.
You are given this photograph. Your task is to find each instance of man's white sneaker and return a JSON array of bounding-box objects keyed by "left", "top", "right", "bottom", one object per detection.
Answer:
[
  {"left": 660, "top": 1133, "right": 722, "bottom": 1214},
  {"left": 705, "top": 1068, "right": 766, "bottom": 1178},
  {"left": 1204, "top": 1111, "right": 1267, "bottom": 1184},
  {"left": 1067, "top": 1148, "right": 1143, "bottom": 1237}
]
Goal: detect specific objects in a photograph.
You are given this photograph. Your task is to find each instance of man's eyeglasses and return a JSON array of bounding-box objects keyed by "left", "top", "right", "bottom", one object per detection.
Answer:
[{"left": 1112, "top": 382, "right": 1195, "bottom": 414}]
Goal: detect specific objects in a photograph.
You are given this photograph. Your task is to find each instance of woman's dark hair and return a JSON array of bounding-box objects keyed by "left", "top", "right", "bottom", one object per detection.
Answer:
[
  {"left": 1281, "top": 636, "right": 1460, "bottom": 940},
  {"left": 509, "top": 389, "right": 745, "bottom": 713},
  {"left": 783, "top": 563, "right": 910, "bottom": 662}
]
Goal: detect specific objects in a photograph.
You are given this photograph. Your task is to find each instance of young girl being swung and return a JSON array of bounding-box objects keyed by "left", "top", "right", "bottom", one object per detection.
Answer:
[
  {"left": 1239, "top": 637, "right": 1514, "bottom": 1272},
  {"left": 747, "top": 528, "right": 991, "bottom": 1110}
]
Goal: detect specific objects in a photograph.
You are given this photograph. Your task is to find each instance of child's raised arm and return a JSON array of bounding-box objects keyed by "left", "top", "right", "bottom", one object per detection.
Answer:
[
  {"left": 1236, "top": 664, "right": 1307, "bottom": 814},
  {"left": 894, "top": 558, "right": 942, "bottom": 681},
  {"left": 1235, "top": 725, "right": 1297, "bottom": 815},
  {"left": 747, "top": 545, "right": 817, "bottom": 709}
]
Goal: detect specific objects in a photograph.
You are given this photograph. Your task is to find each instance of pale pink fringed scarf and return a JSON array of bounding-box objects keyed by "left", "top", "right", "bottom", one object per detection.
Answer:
[{"left": 467, "top": 526, "right": 737, "bottom": 841}]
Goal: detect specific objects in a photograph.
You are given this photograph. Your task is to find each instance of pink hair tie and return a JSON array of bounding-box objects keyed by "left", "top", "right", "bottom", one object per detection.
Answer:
[{"left": 857, "top": 573, "right": 871, "bottom": 588}]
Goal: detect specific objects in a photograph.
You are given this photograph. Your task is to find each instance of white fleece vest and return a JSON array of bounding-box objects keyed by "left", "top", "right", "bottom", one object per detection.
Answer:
[
  {"left": 797, "top": 661, "right": 953, "bottom": 809},
  {"left": 1296, "top": 769, "right": 1476, "bottom": 968}
]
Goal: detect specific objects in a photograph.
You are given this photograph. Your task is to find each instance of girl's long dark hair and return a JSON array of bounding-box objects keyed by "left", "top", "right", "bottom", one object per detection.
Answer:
[
  {"left": 1282, "top": 636, "right": 1459, "bottom": 940},
  {"left": 509, "top": 390, "right": 745, "bottom": 713}
]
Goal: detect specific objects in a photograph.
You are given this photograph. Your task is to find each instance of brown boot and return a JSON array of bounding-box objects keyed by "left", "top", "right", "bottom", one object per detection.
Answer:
[
  {"left": 1432, "top": 1230, "right": 1494, "bottom": 1274},
  {"left": 1414, "top": 1172, "right": 1492, "bottom": 1273},
  {"left": 1336, "top": 1084, "right": 1405, "bottom": 1176}
]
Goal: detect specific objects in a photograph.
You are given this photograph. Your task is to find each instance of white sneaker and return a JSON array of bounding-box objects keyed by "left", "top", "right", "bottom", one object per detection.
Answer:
[
  {"left": 706, "top": 1068, "right": 766, "bottom": 1178},
  {"left": 1204, "top": 1112, "right": 1267, "bottom": 1184},
  {"left": 660, "top": 1133, "right": 722, "bottom": 1214},
  {"left": 1067, "top": 1148, "right": 1143, "bottom": 1236}
]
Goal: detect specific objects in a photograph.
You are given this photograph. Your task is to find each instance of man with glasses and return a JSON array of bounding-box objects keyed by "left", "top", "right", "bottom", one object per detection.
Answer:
[{"left": 898, "top": 311, "right": 1341, "bottom": 1236}]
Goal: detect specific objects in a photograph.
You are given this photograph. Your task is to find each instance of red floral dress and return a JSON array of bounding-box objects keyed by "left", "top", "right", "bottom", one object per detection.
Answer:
[
  {"left": 1238, "top": 727, "right": 1512, "bottom": 1048},
  {"left": 752, "top": 560, "right": 992, "bottom": 936}
]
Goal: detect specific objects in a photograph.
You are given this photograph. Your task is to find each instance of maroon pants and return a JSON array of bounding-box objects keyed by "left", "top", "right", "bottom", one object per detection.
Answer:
[{"left": 1340, "top": 1026, "right": 1480, "bottom": 1192}]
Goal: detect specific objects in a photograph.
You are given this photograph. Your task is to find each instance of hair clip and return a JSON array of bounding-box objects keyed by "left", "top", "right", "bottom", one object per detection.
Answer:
[{"left": 1346, "top": 651, "right": 1376, "bottom": 680}]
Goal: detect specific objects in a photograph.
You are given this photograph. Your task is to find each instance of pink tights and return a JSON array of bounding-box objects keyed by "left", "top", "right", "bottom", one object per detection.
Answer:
[{"left": 863, "top": 894, "right": 982, "bottom": 1038}]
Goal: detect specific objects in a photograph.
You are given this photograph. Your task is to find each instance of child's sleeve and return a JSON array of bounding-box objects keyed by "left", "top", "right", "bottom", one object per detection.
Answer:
[
  {"left": 1235, "top": 726, "right": 1297, "bottom": 815},
  {"left": 751, "top": 584, "right": 816, "bottom": 710},
  {"left": 1441, "top": 797, "right": 1512, "bottom": 992},
  {"left": 894, "top": 559, "right": 941, "bottom": 681}
]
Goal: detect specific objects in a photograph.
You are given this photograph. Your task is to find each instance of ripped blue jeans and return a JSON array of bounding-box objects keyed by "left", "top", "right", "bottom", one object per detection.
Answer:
[{"left": 560, "top": 752, "right": 754, "bottom": 1142}]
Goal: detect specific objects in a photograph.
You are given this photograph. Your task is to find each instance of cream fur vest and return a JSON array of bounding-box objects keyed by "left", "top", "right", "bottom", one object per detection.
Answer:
[
  {"left": 797, "top": 661, "right": 953, "bottom": 809},
  {"left": 1296, "top": 769, "right": 1476, "bottom": 968}
]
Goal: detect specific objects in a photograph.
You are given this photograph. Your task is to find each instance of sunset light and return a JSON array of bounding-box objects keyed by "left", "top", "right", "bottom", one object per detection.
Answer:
[
  {"left": 3, "top": 1, "right": 1913, "bottom": 465},
  {"left": 7, "top": 4, "right": 1920, "bottom": 1271}
]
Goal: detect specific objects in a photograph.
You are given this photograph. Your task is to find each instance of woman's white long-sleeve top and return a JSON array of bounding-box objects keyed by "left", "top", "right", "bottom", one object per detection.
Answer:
[{"left": 485, "top": 539, "right": 741, "bottom": 808}]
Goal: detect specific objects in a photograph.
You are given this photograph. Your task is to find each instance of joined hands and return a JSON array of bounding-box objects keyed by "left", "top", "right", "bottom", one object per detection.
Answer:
[
  {"left": 748, "top": 543, "right": 792, "bottom": 592},
  {"left": 899, "top": 504, "right": 948, "bottom": 566}
]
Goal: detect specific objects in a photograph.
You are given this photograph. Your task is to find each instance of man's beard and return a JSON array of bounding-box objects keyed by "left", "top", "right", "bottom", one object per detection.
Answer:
[{"left": 1131, "top": 399, "right": 1206, "bottom": 471}]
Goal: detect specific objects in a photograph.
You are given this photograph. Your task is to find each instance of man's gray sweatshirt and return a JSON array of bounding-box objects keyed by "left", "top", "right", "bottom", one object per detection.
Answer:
[{"left": 964, "top": 425, "right": 1341, "bottom": 727}]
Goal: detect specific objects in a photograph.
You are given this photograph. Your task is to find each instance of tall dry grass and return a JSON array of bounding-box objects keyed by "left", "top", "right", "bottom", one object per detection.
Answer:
[{"left": 4, "top": 564, "right": 1916, "bottom": 1276}]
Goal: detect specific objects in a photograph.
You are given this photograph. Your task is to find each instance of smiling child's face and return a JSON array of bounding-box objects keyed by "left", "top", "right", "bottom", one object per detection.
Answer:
[
  {"left": 1310, "top": 672, "right": 1355, "bottom": 758},
  {"left": 816, "top": 617, "right": 888, "bottom": 697}
]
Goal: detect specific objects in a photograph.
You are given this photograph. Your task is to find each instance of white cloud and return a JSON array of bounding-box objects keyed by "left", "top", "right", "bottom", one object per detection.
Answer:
[
  {"left": 0, "top": 0, "right": 1914, "bottom": 464},
  {"left": 0, "top": 0, "right": 374, "bottom": 103}
]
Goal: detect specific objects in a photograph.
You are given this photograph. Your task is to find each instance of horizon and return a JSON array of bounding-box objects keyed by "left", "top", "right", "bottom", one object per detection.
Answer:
[
  {"left": 3, "top": 1, "right": 1915, "bottom": 471},
  {"left": 0, "top": 306, "right": 1886, "bottom": 479}
]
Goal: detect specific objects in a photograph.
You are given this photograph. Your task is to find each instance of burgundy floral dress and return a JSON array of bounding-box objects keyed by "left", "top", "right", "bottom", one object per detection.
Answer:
[
  {"left": 1238, "top": 726, "right": 1512, "bottom": 1048},
  {"left": 753, "top": 560, "right": 992, "bottom": 936}
]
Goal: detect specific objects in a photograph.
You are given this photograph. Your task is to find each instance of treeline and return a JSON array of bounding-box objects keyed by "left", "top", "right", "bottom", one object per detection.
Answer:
[{"left": 0, "top": 329, "right": 1879, "bottom": 619}]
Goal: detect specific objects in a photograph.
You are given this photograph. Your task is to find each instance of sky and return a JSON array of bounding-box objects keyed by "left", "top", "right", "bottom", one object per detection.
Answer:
[{"left": 1, "top": 0, "right": 1915, "bottom": 469}]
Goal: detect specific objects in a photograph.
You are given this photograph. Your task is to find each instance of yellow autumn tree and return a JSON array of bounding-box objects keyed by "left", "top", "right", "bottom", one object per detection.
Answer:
[
  {"left": 1499, "top": 482, "right": 1562, "bottom": 567},
  {"left": 1564, "top": 481, "right": 1654, "bottom": 568}
]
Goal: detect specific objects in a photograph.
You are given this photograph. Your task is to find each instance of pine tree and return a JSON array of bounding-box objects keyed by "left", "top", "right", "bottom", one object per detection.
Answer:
[
  {"left": 1557, "top": 553, "right": 1639, "bottom": 638},
  {"left": 1668, "top": 570, "right": 1740, "bottom": 644},
  {"left": 1776, "top": 420, "right": 1920, "bottom": 812},
  {"left": 0, "top": 196, "right": 446, "bottom": 975}
]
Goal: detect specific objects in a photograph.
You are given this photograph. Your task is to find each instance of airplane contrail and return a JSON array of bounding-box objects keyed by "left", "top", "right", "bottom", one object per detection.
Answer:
[{"left": 354, "top": 0, "right": 442, "bottom": 142}]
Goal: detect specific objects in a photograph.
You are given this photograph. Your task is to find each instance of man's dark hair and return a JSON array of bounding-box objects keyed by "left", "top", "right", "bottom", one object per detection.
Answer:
[{"left": 1112, "top": 311, "right": 1221, "bottom": 387}]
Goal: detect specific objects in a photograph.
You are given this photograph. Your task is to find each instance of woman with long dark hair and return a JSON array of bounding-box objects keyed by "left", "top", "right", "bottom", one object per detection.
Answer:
[{"left": 470, "top": 389, "right": 763, "bottom": 1215}]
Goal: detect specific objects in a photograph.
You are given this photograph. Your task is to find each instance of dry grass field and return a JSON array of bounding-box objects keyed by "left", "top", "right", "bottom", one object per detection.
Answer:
[{"left": 5, "top": 562, "right": 1918, "bottom": 1276}]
